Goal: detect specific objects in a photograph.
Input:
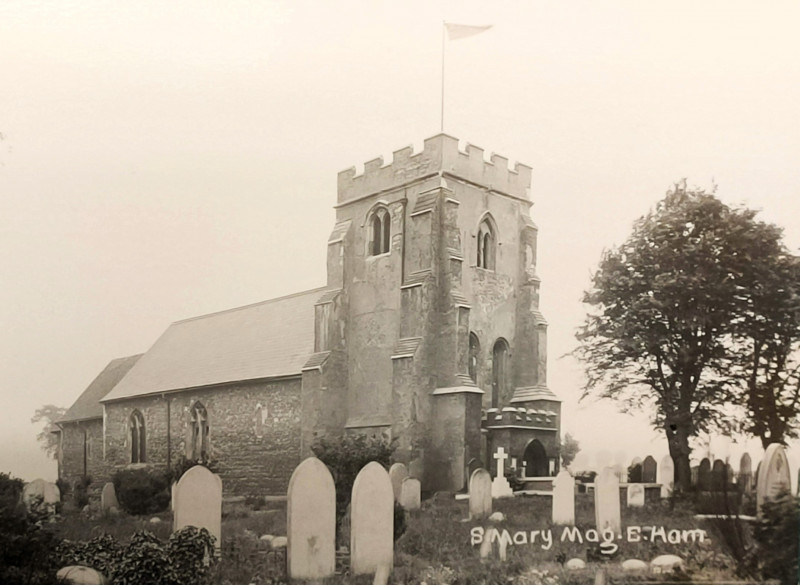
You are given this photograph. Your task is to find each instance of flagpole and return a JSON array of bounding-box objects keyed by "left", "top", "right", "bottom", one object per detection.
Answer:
[{"left": 440, "top": 21, "right": 446, "bottom": 133}]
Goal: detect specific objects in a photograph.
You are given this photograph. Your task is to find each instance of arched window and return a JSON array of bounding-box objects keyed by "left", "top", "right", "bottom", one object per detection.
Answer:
[
  {"left": 369, "top": 207, "right": 391, "bottom": 256},
  {"left": 189, "top": 402, "right": 209, "bottom": 461},
  {"left": 129, "top": 410, "right": 146, "bottom": 464},
  {"left": 468, "top": 332, "right": 481, "bottom": 383},
  {"left": 491, "top": 339, "right": 509, "bottom": 408},
  {"left": 477, "top": 218, "right": 496, "bottom": 270}
]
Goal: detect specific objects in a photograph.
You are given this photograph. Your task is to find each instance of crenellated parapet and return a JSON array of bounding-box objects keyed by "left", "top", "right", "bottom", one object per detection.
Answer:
[
  {"left": 337, "top": 134, "right": 532, "bottom": 204},
  {"left": 482, "top": 406, "right": 558, "bottom": 430}
]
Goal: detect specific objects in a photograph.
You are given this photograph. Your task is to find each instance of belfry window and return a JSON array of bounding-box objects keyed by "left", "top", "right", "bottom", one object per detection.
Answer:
[
  {"left": 189, "top": 402, "right": 209, "bottom": 461},
  {"left": 370, "top": 207, "right": 391, "bottom": 256},
  {"left": 491, "top": 338, "right": 509, "bottom": 408},
  {"left": 129, "top": 410, "right": 146, "bottom": 464},
  {"left": 477, "top": 219, "right": 496, "bottom": 270}
]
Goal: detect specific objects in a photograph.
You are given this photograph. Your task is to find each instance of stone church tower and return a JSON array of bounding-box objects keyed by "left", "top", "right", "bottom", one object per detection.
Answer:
[{"left": 301, "top": 134, "right": 560, "bottom": 491}]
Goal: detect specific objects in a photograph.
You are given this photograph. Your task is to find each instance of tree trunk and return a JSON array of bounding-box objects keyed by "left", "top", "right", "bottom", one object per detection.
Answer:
[{"left": 665, "top": 419, "right": 693, "bottom": 492}]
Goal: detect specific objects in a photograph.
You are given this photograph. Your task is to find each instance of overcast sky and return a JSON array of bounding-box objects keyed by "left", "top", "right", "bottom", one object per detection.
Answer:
[{"left": 2, "top": 0, "right": 799, "bottom": 483}]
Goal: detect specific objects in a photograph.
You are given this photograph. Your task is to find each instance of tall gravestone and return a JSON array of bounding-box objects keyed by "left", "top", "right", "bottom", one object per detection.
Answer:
[
  {"left": 698, "top": 458, "right": 711, "bottom": 491},
  {"left": 101, "top": 482, "right": 119, "bottom": 512},
  {"left": 399, "top": 478, "right": 421, "bottom": 511},
  {"left": 642, "top": 456, "right": 657, "bottom": 483},
  {"left": 173, "top": 466, "right": 222, "bottom": 547},
  {"left": 552, "top": 470, "right": 575, "bottom": 525},
  {"left": 711, "top": 459, "right": 726, "bottom": 491},
  {"left": 629, "top": 456, "right": 643, "bottom": 483},
  {"left": 350, "top": 462, "right": 393, "bottom": 576},
  {"left": 388, "top": 463, "right": 408, "bottom": 503},
  {"left": 756, "top": 444, "right": 792, "bottom": 514},
  {"left": 287, "top": 457, "right": 336, "bottom": 580},
  {"left": 595, "top": 467, "right": 621, "bottom": 534},
  {"left": 739, "top": 453, "right": 753, "bottom": 493},
  {"left": 658, "top": 455, "right": 674, "bottom": 498},
  {"left": 469, "top": 468, "right": 492, "bottom": 520}
]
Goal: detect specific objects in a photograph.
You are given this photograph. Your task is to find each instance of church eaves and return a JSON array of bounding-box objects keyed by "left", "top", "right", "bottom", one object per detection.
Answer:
[
  {"left": 59, "top": 354, "right": 143, "bottom": 423},
  {"left": 102, "top": 287, "right": 325, "bottom": 402}
]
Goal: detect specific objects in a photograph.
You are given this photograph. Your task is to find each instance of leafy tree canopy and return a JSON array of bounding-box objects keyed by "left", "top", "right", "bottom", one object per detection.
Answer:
[{"left": 31, "top": 404, "right": 66, "bottom": 459}]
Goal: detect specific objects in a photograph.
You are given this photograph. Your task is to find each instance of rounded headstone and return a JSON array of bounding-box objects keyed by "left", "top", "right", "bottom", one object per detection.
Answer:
[
  {"left": 350, "top": 461, "right": 394, "bottom": 576},
  {"left": 56, "top": 566, "right": 109, "bottom": 585},
  {"left": 566, "top": 558, "right": 586, "bottom": 570},
  {"left": 260, "top": 534, "right": 274, "bottom": 544},
  {"left": 399, "top": 477, "right": 421, "bottom": 511},
  {"left": 488, "top": 511, "right": 506, "bottom": 522},
  {"left": 287, "top": 456, "right": 336, "bottom": 580},
  {"left": 388, "top": 463, "right": 408, "bottom": 502},
  {"left": 621, "top": 559, "right": 648, "bottom": 572},
  {"left": 756, "top": 443, "right": 792, "bottom": 513},
  {"left": 650, "top": 554, "right": 684, "bottom": 573},
  {"left": 149, "top": 516, "right": 161, "bottom": 524},
  {"left": 272, "top": 536, "right": 288, "bottom": 548},
  {"left": 552, "top": 470, "right": 575, "bottom": 526},
  {"left": 469, "top": 468, "right": 492, "bottom": 520}
]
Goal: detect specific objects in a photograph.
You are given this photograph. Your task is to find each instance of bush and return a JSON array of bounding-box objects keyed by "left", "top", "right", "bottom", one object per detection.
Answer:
[
  {"left": 753, "top": 490, "right": 799, "bottom": 585},
  {"left": 310, "top": 433, "right": 396, "bottom": 532},
  {"left": 0, "top": 472, "right": 62, "bottom": 585},
  {"left": 113, "top": 468, "right": 170, "bottom": 515}
]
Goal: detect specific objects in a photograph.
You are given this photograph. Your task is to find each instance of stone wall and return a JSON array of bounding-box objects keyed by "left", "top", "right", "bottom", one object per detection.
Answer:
[
  {"left": 58, "top": 418, "right": 104, "bottom": 491},
  {"left": 102, "top": 377, "right": 302, "bottom": 496}
]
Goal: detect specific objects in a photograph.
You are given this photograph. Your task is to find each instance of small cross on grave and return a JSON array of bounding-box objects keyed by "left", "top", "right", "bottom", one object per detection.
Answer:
[
  {"left": 494, "top": 447, "right": 509, "bottom": 478},
  {"left": 511, "top": 457, "right": 517, "bottom": 470}
]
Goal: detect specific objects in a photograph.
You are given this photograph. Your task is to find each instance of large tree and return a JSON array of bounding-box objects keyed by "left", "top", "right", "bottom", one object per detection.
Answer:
[
  {"left": 575, "top": 183, "right": 792, "bottom": 491},
  {"left": 31, "top": 404, "right": 66, "bottom": 459}
]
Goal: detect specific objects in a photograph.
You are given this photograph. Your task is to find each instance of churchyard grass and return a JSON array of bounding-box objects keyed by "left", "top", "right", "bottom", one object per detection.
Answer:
[{"left": 45, "top": 492, "right": 745, "bottom": 584}]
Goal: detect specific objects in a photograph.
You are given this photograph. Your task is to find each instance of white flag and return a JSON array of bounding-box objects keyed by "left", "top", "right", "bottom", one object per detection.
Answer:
[{"left": 445, "top": 23, "right": 492, "bottom": 40}]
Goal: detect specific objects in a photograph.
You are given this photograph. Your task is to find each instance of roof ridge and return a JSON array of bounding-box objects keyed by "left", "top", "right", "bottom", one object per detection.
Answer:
[{"left": 173, "top": 286, "right": 327, "bottom": 325}]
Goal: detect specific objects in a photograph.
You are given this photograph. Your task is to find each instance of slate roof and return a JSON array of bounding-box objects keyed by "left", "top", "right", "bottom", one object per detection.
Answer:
[
  {"left": 102, "top": 287, "right": 325, "bottom": 402},
  {"left": 59, "top": 354, "right": 143, "bottom": 423}
]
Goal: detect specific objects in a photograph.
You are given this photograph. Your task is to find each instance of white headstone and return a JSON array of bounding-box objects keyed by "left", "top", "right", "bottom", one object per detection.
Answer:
[
  {"left": 56, "top": 565, "right": 108, "bottom": 585},
  {"left": 173, "top": 466, "right": 222, "bottom": 547},
  {"left": 101, "top": 483, "right": 119, "bottom": 512},
  {"left": 388, "top": 463, "right": 408, "bottom": 503},
  {"left": 658, "top": 455, "right": 674, "bottom": 498},
  {"left": 650, "top": 554, "right": 684, "bottom": 574},
  {"left": 350, "top": 462, "right": 394, "bottom": 576},
  {"left": 23, "top": 479, "right": 59, "bottom": 515},
  {"left": 287, "top": 457, "right": 336, "bottom": 580},
  {"left": 399, "top": 478, "right": 421, "bottom": 511},
  {"left": 491, "top": 447, "right": 513, "bottom": 498},
  {"left": 621, "top": 559, "right": 648, "bottom": 573},
  {"left": 594, "top": 467, "right": 621, "bottom": 534},
  {"left": 627, "top": 483, "right": 645, "bottom": 507},
  {"left": 469, "top": 468, "right": 492, "bottom": 520},
  {"left": 756, "top": 443, "right": 792, "bottom": 514},
  {"left": 552, "top": 470, "right": 575, "bottom": 525}
]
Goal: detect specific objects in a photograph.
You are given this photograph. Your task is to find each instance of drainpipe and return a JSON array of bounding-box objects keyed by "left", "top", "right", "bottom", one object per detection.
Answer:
[{"left": 163, "top": 394, "right": 171, "bottom": 473}]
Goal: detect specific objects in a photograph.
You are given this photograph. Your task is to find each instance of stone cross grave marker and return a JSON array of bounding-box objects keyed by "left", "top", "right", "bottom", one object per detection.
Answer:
[
  {"left": 552, "top": 470, "right": 575, "bottom": 525},
  {"left": 491, "top": 447, "right": 513, "bottom": 498},
  {"left": 642, "top": 456, "right": 657, "bottom": 483},
  {"left": 173, "top": 465, "right": 222, "bottom": 547},
  {"left": 658, "top": 455, "right": 674, "bottom": 498},
  {"left": 739, "top": 453, "right": 752, "bottom": 493},
  {"left": 469, "top": 468, "right": 492, "bottom": 520},
  {"left": 627, "top": 483, "right": 645, "bottom": 507},
  {"left": 388, "top": 463, "right": 408, "bottom": 503},
  {"left": 287, "top": 457, "right": 336, "bottom": 580},
  {"left": 756, "top": 443, "right": 792, "bottom": 514},
  {"left": 595, "top": 466, "right": 621, "bottom": 534},
  {"left": 101, "top": 482, "right": 119, "bottom": 512},
  {"left": 698, "top": 458, "right": 711, "bottom": 491},
  {"left": 399, "top": 477, "right": 421, "bottom": 511},
  {"left": 351, "top": 461, "right": 394, "bottom": 576}
]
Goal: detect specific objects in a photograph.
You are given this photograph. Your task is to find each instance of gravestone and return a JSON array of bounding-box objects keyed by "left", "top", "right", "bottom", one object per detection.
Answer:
[
  {"left": 756, "top": 443, "right": 792, "bottom": 514},
  {"left": 350, "top": 462, "right": 393, "bottom": 576},
  {"left": 627, "top": 483, "right": 645, "bottom": 507},
  {"left": 287, "top": 457, "right": 336, "bottom": 580},
  {"left": 698, "top": 458, "right": 711, "bottom": 491},
  {"left": 711, "top": 459, "right": 726, "bottom": 491},
  {"left": 552, "top": 470, "right": 575, "bottom": 525},
  {"left": 594, "top": 467, "right": 621, "bottom": 534},
  {"left": 388, "top": 463, "right": 408, "bottom": 503},
  {"left": 491, "top": 447, "right": 513, "bottom": 498},
  {"left": 399, "top": 478, "right": 421, "bottom": 511},
  {"left": 628, "top": 457, "right": 643, "bottom": 483},
  {"left": 642, "top": 456, "right": 657, "bottom": 483},
  {"left": 100, "top": 482, "right": 119, "bottom": 512},
  {"left": 173, "top": 465, "right": 222, "bottom": 547},
  {"left": 469, "top": 468, "right": 492, "bottom": 520},
  {"left": 658, "top": 455, "right": 674, "bottom": 498},
  {"left": 739, "top": 453, "right": 753, "bottom": 493}
]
